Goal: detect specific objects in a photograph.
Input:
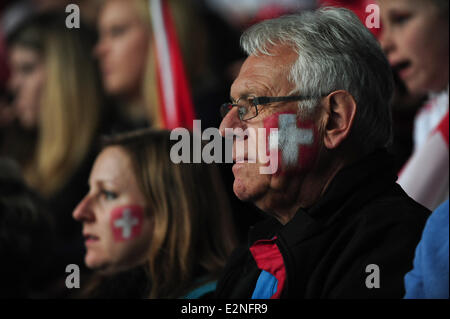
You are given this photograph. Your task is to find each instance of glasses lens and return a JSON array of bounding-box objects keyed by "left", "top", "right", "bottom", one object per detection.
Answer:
[
  {"left": 241, "top": 105, "right": 257, "bottom": 120},
  {"left": 238, "top": 106, "right": 248, "bottom": 119},
  {"left": 220, "top": 99, "right": 257, "bottom": 120}
]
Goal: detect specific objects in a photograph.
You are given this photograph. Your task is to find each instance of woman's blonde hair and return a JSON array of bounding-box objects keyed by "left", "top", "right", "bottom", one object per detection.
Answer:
[
  {"left": 103, "top": 129, "right": 237, "bottom": 298},
  {"left": 98, "top": 0, "right": 208, "bottom": 127},
  {"left": 9, "top": 12, "right": 103, "bottom": 197}
]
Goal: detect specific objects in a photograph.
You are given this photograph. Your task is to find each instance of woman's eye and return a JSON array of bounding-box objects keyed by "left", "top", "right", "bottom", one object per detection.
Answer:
[
  {"left": 19, "top": 62, "right": 37, "bottom": 75},
  {"left": 110, "top": 25, "right": 128, "bottom": 37},
  {"left": 102, "top": 190, "right": 118, "bottom": 200}
]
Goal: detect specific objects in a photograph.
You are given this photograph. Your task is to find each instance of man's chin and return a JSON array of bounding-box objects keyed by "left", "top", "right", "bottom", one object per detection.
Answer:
[
  {"left": 232, "top": 162, "right": 271, "bottom": 202},
  {"left": 233, "top": 177, "right": 250, "bottom": 201},
  {"left": 232, "top": 177, "right": 267, "bottom": 205}
]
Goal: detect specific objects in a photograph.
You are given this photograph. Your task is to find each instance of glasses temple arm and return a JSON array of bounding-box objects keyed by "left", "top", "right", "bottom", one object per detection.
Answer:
[{"left": 253, "top": 94, "right": 328, "bottom": 105}]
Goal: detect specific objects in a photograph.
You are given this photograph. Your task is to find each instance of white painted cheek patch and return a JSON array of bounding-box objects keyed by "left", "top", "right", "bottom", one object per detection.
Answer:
[
  {"left": 110, "top": 205, "right": 144, "bottom": 242},
  {"left": 264, "top": 112, "right": 317, "bottom": 173},
  {"left": 269, "top": 114, "right": 314, "bottom": 167}
]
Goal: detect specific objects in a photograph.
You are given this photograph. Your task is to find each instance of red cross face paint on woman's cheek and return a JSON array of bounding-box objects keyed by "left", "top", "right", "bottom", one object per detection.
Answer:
[
  {"left": 263, "top": 111, "right": 319, "bottom": 175},
  {"left": 110, "top": 205, "right": 144, "bottom": 242}
]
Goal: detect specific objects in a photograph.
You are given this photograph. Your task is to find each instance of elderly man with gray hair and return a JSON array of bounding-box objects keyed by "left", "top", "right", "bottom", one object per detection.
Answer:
[{"left": 215, "top": 7, "right": 430, "bottom": 298}]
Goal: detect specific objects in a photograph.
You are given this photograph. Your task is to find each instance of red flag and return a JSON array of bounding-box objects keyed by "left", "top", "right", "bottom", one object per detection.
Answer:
[
  {"left": 150, "top": 0, "right": 196, "bottom": 130},
  {"left": 319, "top": 0, "right": 381, "bottom": 38}
]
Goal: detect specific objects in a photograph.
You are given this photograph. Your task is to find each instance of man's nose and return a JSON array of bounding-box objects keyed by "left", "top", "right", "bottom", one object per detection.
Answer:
[
  {"left": 73, "top": 195, "right": 95, "bottom": 222},
  {"left": 219, "top": 107, "right": 245, "bottom": 137}
]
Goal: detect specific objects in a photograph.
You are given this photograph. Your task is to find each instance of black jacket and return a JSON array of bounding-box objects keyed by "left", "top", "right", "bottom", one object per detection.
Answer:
[{"left": 215, "top": 149, "right": 430, "bottom": 298}]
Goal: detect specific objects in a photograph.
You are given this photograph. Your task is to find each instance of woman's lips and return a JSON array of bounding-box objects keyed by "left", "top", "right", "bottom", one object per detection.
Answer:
[
  {"left": 100, "top": 63, "right": 113, "bottom": 77},
  {"left": 84, "top": 234, "right": 99, "bottom": 244}
]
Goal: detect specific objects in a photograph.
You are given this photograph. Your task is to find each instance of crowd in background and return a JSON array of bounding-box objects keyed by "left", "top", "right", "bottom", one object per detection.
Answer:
[{"left": 0, "top": 0, "right": 447, "bottom": 299}]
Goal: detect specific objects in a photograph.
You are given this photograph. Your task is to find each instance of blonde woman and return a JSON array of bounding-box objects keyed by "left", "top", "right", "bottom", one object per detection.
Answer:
[
  {"left": 73, "top": 129, "right": 237, "bottom": 298},
  {"left": 7, "top": 11, "right": 103, "bottom": 197},
  {"left": 6, "top": 11, "right": 106, "bottom": 291},
  {"left": 94, "top": 0, "right": 214, "bottom": 128}
]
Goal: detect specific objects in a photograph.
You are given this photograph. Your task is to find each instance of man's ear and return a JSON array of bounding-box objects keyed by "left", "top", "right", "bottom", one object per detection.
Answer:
[{"left": 322, "top": 90, "right": 357, "bottom": 149}]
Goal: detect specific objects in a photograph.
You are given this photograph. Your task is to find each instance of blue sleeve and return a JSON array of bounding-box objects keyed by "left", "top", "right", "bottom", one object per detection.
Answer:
[
  {"left": 183, "top": 281, "right": 217, "bottom": 299},
  {"left": 404, "top": 200, "right": 449, "bottom": 299},
  {"left": 404, "top": 236, "right": 425, "bottom": 298}
]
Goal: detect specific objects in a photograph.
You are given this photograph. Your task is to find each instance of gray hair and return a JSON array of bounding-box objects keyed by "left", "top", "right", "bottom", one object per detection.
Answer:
[{"left": 240, "top": 7, "right": 394, "bottom": 152}]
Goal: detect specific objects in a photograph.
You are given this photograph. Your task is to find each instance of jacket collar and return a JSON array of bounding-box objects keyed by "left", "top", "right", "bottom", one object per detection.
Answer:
[{"left": 248, "top": 148, "right": 398, "bottom": 246}]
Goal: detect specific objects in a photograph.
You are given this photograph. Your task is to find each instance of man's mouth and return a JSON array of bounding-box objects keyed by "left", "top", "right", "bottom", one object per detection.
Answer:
[
  {"left": 232, "top": 162, "right": 244, "bottom": 175},
  {"left": 233, "top": 155, "right": 249, "bottom": 163},
  {"left": 232, "top": 145, "right": 249, "bottom": 163}
]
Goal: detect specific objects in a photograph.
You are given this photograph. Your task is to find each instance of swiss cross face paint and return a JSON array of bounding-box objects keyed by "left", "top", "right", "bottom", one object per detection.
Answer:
[
  {"left": 263, "top": 111, "right": 319, "bottom": 174},
  {"left": 110, "top": 205, "right": 144, "bottom": 242}
]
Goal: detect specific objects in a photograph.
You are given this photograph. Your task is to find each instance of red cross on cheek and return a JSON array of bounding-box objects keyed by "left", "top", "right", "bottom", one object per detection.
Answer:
[
  {"left": 263, "top": 112, "right": 319, "bottom": 174},
  {"left": 110, "top": 205, "right": 144, "bottom": 242}
]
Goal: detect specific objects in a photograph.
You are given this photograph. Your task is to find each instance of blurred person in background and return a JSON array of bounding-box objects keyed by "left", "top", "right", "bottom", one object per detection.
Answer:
[
  {"left": 95, "top": 0, "right": 208, "bottom": 128},
  {"left": 73, "top": 129, "right": 237, "bottom": 298},
  {"left": 0, "top": 19, "right": 36, "bottom": 168},
  {"left": 379, "top": 0, "right": 449, "bottom": 210},
  {"left": 4, "top": 11, "right": 107, "bottom": 295},
  {"left": 0, "top": 157, "right": 54, "bottom": 298},
  {"left": 0, "top": 30, "right": 13, "bottom": 127},
  {"left": 316, "top": 1, "right": 426, "bottom": 171}
]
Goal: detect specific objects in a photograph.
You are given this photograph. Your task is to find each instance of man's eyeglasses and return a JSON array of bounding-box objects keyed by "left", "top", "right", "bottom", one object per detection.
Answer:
[{"left": 220, "top": 94, "right": 327, "bottom": 121}]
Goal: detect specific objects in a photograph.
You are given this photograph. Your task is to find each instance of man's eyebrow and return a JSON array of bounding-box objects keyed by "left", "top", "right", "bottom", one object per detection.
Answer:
[{"left": 230, "top": 93, "right": 253, "bottom": 103}]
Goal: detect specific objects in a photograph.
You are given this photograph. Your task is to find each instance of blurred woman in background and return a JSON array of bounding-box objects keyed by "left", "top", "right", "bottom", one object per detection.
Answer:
[
  {"left": 5, "top": 11, "right": 105, "bottom": 293},
  {"left": 95, "top": 0, "right": 207, "bottom": 128},
  {"left": 73, "top": 129, "right": 237, "bottom": 298},
  {"left": 94, "top": 0, "right": 243, "bottom": 129},
  {"left": 8, "top": 13, "right": 102, "bottom": 194}
]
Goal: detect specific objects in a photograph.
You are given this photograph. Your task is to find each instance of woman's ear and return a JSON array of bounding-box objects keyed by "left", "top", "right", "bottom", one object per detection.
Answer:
[{"left": 322, "top": 90, "right": 357, "bottom": 149}]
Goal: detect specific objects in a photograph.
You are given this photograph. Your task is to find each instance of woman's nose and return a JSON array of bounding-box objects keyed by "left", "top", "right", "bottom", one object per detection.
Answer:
[
  {"left": 73, "top": 195, "right": 95, "bottom": 222},
  {"left": 93, "top": 39, "right": 107, "bottom": 60}
]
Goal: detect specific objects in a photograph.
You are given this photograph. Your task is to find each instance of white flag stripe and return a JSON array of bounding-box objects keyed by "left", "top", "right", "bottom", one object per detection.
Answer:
[
  {"left": 150, "top": 0, "right": 177, "bottom": 128},
  {"left": 398, "top": 131, "right": 449, "bottom": 211}
]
